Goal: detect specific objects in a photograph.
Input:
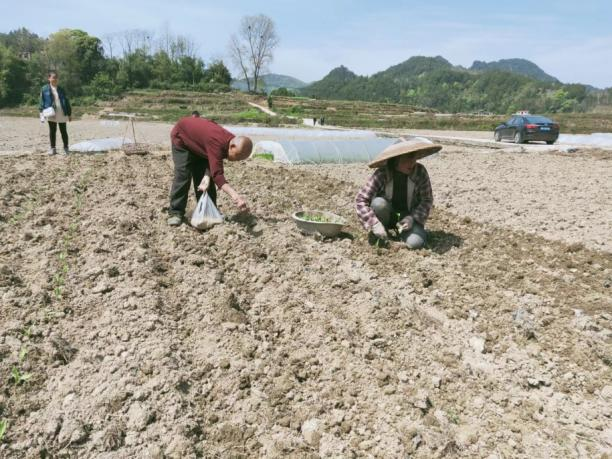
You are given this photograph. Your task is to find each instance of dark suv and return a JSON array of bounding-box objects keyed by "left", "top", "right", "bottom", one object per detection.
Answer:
[{"left": 494, "top": 114, "right": 559, "bottom": 144}]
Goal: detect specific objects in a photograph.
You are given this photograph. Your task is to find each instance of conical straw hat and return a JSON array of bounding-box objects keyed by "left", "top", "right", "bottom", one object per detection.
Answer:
[{"left": 368, "top": 137, "right": 442, "bottom": 168}]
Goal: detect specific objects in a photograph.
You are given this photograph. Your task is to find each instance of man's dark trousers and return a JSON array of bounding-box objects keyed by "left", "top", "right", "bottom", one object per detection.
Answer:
[{"left": 169, "top": 144, "right": 217, "bottom": 217}]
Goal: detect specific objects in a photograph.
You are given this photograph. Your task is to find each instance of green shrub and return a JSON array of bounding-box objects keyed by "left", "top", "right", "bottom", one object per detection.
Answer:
[{"left": 270, "top": 87, "right": 296, "bottom": 97}]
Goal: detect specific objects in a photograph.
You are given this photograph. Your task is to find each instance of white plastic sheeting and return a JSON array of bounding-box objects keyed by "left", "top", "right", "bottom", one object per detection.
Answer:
[
  {"left": 70, "top": 138, "right": 133, "bottom": 152},
  {"left": 253, "top": 138, "right": 398, "bottom": 164},
  {"left": 558, "top": 133, "right": 612, "bottom": 148},
  {"left": 223, "top": 126, "right": 377, "bottom": 139}
]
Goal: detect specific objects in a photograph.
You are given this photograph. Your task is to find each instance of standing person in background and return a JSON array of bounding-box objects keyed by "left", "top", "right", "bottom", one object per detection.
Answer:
[{"left": 39, "top": 71, "right": 72, "bottom": 155}]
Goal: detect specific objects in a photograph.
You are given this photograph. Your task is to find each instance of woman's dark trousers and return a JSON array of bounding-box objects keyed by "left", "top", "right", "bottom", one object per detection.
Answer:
[{"left": 48, "top": 121, "right": 68, "bottom": 148}]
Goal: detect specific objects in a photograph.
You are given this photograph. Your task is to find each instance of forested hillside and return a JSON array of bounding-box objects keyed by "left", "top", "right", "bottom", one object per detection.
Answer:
[{"left": 304, "top": 56, "right": 611, "bottom": 114}]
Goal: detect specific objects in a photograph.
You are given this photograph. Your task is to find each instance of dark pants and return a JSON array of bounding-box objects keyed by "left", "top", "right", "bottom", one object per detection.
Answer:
[
  {"left": 169, "top": 144, "right": 217, "bottom": 217},
  {"left": 48, "top": 121, "right": 68, "bottom": 148},
  {"left": 371, "top": 197, "right": 427, "bottom": 249}
]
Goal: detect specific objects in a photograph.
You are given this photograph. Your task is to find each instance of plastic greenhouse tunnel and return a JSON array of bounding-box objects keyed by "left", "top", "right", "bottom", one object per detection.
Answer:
[{"left": 252, "top": 138, "right": 399, "bottom": 165}]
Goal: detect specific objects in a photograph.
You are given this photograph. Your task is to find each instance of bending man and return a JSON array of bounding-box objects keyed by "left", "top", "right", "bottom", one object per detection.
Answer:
[{"left": 168, "top": 116, "right": 253, "bottom": 226}]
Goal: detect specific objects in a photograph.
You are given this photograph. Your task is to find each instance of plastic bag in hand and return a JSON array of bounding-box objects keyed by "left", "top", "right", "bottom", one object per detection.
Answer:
[
  {"left": 42, "top": 106, "right": 55, "bottom": 118},
  {"left": 190, "top": 193, "right": 223, "bottom": 230}
]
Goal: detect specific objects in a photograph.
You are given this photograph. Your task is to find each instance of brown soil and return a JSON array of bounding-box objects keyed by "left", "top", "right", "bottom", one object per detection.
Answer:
[
  {"left": 0, "top": 147, "right": 611, "bottom": 458},
  {"left": 305, "top": 145, "right": 612, "bottom": 253}
]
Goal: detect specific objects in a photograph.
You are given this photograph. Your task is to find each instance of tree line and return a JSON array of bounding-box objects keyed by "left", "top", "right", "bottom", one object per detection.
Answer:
[
  {"left": 0, "top": 27, "right": 233, "bottom": 107},
  {"left": 4, "top": 24, "right": 609, "bottom": 115},
  {"left": 0, "top": 17, "right": 280, "bottom": 108}
]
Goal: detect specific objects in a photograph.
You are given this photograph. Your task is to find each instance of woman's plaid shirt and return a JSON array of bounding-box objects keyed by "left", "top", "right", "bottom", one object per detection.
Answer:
[{"left": 355, "top": 164, "right": 433, "bottom": 229}]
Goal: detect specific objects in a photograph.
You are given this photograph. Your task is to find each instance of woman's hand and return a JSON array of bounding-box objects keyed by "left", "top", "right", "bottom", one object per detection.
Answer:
[
  {"left": 397, "top": 216, "right": 414, "bottom": 233},
  {"left": 370, "top": 222, "right": 388, "bottom": 240}
]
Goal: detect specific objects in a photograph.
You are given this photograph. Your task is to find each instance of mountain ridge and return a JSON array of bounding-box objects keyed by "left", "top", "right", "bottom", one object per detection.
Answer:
[
  {"left": 231, "top": 73, "right": 308, "bottom": 93},
  {"left": 300, "top": 56, "right": 594, "bottom": 114},
  {"left": 469, "top": 58, "right": 559, "bottom": 83}
]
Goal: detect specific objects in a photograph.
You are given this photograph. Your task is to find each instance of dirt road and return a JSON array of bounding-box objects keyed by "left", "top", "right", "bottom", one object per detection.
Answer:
[{"left": 4, "top": 116, "right": 611, "bottom": 155}]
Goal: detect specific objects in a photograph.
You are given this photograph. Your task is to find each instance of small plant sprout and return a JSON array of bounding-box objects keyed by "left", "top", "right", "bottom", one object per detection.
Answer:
[
  {"left": 446, "top": 410, "right": 460, "bottom": 424},
  {"left": 18, "top": 346, "right": 28, "bottom": 363},
  {"left": 21, "top": 325, "right": 33, "bottom": 339},
  {"left": 395, "top": 212, "right": 403, "bottom": 233},
  {"left": 11, "top": 366, "right": 31, "bottom": 385},
  {"left": 53, "top": 272, "right": 65, "bottom": 300},
  {"left": 0, "top": 419, "right": 7, "bottom": 442}
]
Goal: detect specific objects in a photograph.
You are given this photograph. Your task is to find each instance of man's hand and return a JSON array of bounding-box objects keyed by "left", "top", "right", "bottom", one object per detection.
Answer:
[
  {"left": 397, "top": 215, "right": 414, "bottom": 233},
  {"left": 234, "top": 195, "right": 249, "bottom": 213},
  {"left": 370, "top": 222, "right": 388, "bottom": 240},
  {"left": 197, "top": 175, "right": 210, "bottom": 192},
  {"left": 220, "top": 182, "right": 249, "bottom": 213}
]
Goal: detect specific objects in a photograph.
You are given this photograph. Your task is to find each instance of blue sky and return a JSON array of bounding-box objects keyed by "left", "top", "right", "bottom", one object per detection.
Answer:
[{"left": 3, "top": 0, "right": 611, "bottom": 88}]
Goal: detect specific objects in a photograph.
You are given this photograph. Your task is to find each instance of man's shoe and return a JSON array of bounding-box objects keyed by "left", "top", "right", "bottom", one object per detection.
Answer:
[
  {"left": 167, "top": 215, "right": 182, "bottom": 226},
  {"left": 62, "top": 147, "right": 70, "bottom": 155},
  {"left": 48, "top": 148, "right": 57, "bottom": 156}
]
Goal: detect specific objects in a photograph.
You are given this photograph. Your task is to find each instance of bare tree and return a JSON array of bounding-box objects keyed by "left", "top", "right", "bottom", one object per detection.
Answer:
[
  {"left": 229, "top": 35, "right": 251, "bottom": 91},
  {"left": 102, "top": 33, "right": 117, "bottom": 59},
  {"left": 118, "top": 29, "right": 152, "bottom": 56},
  {"left": 172, "top": 35, "right": 197, "bottom": 60},
  {"left": 157, "top": 23, "right": 197, "bottom": 61},
  {"left": 228, "top": 14, "right": 279, "bottom": 93},
  {"left": 158, "top": 22, "right": 173, "bottom": 56}
]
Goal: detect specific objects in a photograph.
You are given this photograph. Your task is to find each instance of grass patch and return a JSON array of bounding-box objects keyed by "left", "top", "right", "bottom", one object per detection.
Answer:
[
  {"left": 270, "top": 96, "right": 612, "bottom": 133},
  {"left": 252, "top": 153, "right": 274, "bottom": 161}
]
